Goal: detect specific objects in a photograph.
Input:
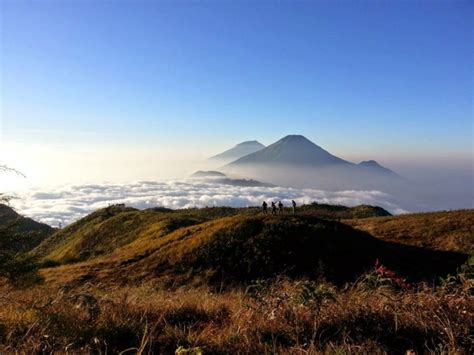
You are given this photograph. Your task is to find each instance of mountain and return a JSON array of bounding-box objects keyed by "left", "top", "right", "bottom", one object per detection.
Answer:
[
  {"left": 221, "top": 135, "right": 409, "bottom": 199},
  {"left": 209, "top": 140, "right": 265, "bottom": 163},
  {"left": 0, "top": 204, "right": 54, "bottom": 253},
  {"left": 190, "top": 170, "right": 274, "bottom": 187},
  {"left": 190, "top": 170, "right": 227, "bottom": 178},
  {"left": 358, "top": 160, "right": 399, "bottom": 177},
  {"left": 228, "top": 135, "right": 350, "bottom": 166}
]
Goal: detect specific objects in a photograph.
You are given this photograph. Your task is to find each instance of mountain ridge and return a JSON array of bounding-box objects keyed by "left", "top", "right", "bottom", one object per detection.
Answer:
[
  {"left": 0, "top": 204, "right": 55, "bottom": 253},
  {"left": 227, "top": 135, "right": 352, "bottom": 167},
  {"left": 209, "top": 140, "right": 265, "bottom": 163},
  {"left": 358, "top": 160, "right": 399, "bottom": 177}
]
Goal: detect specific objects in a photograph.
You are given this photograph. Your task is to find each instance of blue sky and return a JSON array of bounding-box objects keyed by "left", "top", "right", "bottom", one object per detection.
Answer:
[{"left": 0, "top": 0, "right": 472, "bottom": 185}]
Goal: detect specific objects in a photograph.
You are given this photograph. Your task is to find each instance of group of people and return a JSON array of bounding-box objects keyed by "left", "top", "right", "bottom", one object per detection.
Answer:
[{"left": 262, "top": 199, "right": 297, "bottom": 215}]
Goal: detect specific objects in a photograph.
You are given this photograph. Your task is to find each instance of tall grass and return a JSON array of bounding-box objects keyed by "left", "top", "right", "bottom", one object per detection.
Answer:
[{"left": 0, "top": 272, "right": 471, "bottom": 354}]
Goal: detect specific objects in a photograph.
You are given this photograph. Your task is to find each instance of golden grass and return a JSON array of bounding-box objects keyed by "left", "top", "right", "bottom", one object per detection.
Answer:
[
  {"left": 345, "top": 209, "right": 474, "bottom": 253},
  {"left": 30, "top": 204, "right": 389, "bottom": 267},
  {"left": 0, "top": 276, "right": 472, "bottom": 354},
  {"left": 5, "top": 206, "right": 471, "bottom": 353},
  {"left": 33, "top": 212, "right": 469, "bottom": 290}
]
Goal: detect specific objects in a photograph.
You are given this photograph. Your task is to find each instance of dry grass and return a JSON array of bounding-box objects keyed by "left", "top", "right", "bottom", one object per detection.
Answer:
[
  {"left": 30, "top": 204, "right": 389, "bottom": 267},
  {"left": 345, "top": 209, "right": 474, "bottom": 253},
  {"left": 2, "top": 206, "right": 472, "bottom": 353},
  {"left": 0, "top": 274, "right": 472, "bottom": 354},
  {"left": 35, "top": 213, "right": 468, "bottom": 289}
]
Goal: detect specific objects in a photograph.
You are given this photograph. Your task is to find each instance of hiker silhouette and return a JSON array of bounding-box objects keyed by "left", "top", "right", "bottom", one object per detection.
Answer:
[
  {"left": 271, "top": 201, "right": 277, "bottom": 215},
  {"left": 292, "top": 200, "right": 296, "bottom": 214},
  {"left": 262, "top": 201, "right": 268, "bottom": 214},
  {"left": 278, "top": 201, "right": 283, "bottom": 214}
]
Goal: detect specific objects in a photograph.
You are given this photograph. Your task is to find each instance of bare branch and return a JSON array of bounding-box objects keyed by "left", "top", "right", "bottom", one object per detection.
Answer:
[{"left": 0, "top": 165, "right": 26, "bottom": 178}]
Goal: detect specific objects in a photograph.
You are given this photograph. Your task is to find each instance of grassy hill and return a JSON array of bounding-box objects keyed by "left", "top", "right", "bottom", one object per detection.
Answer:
[
  {"left": 345, "top": 209, "right": 474, "bottom": 254},
  {"left": 31, "top": 204, "right": 387, "bottom": 265},
  {"left": 31, "top": 205, "right": 239, "bottom": 264},
  {"left": 34, "top": 206, "right": 468, "bottom": 287},
  {"left": 1, "top": 204, "right": 472, "bottom": 354},
  {"left": 0, "top": 203, "right": 54, "bottom": 254},
  {"left": 299, "top": 202, "right": 391, "bottom": 219}
]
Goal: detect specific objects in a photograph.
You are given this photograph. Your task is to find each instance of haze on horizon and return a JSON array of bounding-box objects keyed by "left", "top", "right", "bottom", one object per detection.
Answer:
[{"left": 1, "top": 1, "right": 472, "bottom": 212}]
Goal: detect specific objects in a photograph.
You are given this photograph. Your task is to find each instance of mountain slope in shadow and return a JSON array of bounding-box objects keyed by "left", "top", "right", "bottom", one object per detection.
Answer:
[{"left": 0, "top": 203, "right": 54, "bottom": 254}]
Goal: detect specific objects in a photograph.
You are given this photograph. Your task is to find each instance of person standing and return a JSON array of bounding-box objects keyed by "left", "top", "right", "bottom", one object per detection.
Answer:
[
  {"left": 271, "top": 201, "right": 277, "bottom": 215},
  {"left": 262, "top": 201, "right": 268, "bottom": 214},
  {"left": 292, "top": 200, "right": 297, "bottom": 214},
  {"left": 278, "top": 201, "right": 283, "bottom": 214}
]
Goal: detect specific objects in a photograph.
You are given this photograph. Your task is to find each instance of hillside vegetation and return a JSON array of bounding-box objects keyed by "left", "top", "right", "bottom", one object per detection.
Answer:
[
  {"left": 31, "top": 204, "right": 387, "bottom": 265},
  {"left": 0, "top": 204, "right": 54, "bottom": 253},
  {"left": 1, "top": 205, "right": 472, "bottom": 353},
  {"left": 31, "top": 206, "right": 469, "bottom": 288},
  {"left": 345, "top": 209, "right": 474, "bottom": 254},
  {"left": 299, "top": 202, "right": 391, "bottom": 219},
  {"left": 0, "top": 276, "right": 472, "bottom": 354}
]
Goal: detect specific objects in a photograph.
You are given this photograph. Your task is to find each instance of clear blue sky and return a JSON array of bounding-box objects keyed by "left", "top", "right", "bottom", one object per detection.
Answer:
[{"left": 1, "top": 0, "right": 472, "bottom": 160}]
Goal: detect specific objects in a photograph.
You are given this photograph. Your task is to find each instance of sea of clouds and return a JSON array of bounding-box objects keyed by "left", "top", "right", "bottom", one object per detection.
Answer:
[{"left": 9, "top": 180, "right": 407, "bottom": 226}]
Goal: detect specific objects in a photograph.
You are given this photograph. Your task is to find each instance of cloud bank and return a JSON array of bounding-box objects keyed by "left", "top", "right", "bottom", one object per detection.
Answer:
[{"left": 10, "top": 180, "right": 407, "bottom": 226}]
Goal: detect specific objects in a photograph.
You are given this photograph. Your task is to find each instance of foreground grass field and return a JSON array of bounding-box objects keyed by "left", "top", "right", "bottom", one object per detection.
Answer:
[
  {"left": 0, "top": 205, "right": 472, "bottom": 353},
  {"left": 0, "top": 274, "right": 472, "bottom": 354}
]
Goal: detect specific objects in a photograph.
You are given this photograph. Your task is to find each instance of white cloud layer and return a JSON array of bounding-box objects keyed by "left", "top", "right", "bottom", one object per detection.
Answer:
[{"left": 9, "top": 180, "right": 407, "bottom": 227}]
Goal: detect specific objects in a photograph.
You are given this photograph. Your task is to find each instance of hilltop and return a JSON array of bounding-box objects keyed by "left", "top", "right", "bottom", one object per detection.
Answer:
[
  {"left": 299, "top": 202, "right": 392, "bottom": 219},
  {"left": 345, "top": 209, "right": 474, "bottom": 254},
  {"left": 30, "top": 205, "right": 469, "bottom": 287},
  {"left": 0, "top": 203, "right": 54, "bottom": 254},
  {"left": 30, "top": 204, "right": 387, "bottom": 266}
]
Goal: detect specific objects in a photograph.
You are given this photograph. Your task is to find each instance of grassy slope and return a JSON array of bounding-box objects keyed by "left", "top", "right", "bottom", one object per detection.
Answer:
[
  {"left": 1, "top": 205, "right": 472, "bottom": 353},
  {"left": 30, "top": 205, "right": 240, "bottom": 264},
  {"left": 345, "top": 209, "right": 474, "bottom": 254},
  {"left": 0, "top": 204, "right": 54, "bottom": 253},
  {"left": 39, "top": 213, "right": 468, "bottom": 287},
  {"left": 31, "top": 204, "right": 387, "bottom": 265},
  {"left": 299, "top": 203, "right": 391, "bottom": 219}
]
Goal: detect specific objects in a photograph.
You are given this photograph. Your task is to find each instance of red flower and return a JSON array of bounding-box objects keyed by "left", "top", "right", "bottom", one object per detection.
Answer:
[{"left": 374, "top": 259, "right": 412, "bottom": 291}]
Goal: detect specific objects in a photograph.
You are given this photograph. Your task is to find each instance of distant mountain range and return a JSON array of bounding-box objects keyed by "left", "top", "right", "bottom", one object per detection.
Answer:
[
  {"left": 191, "top": 170, "right": 227, "bottom": 178},
  {"left": 190, "top": 170, "right": 274, "bottom": 187},
  {"left": 207, "top": 135, "right": 400, "bottom": 189},
  {"left": 210, "top": 135, "right": 396, "bottom": 176},
  {"left": 200, "top": 134, "right": 418, "bottom": 209},
  {"left": 209, "top": 140, "right": 265, "bottom": 163},
  {"left": 228, "top": 135, "right": 351, "bottom": 167},
  {"left": 227, "top": 135, "right": 396, "bottom": 176}
]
